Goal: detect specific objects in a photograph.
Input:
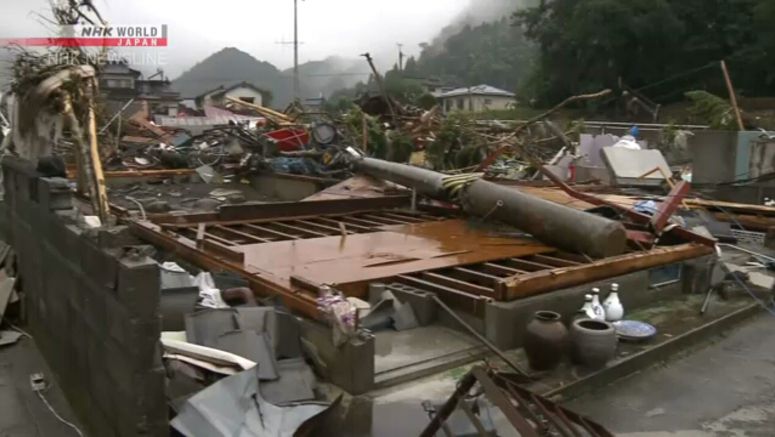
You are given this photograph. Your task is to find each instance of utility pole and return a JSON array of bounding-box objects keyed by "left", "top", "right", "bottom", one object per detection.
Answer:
[
  {"left": 293, "top": 0, "right": 300, "bottom": 103},
  {"left": 397, "top": 43, "right": 404, "bottom": 71},
  {"left": 360, "top": 52, "right": 399, "bottom": 127}
]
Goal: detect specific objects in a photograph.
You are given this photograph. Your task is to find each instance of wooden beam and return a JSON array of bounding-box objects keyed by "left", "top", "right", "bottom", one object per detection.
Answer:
[
  {"left": 499, "top": 244, "right": 713, "bottom": 300},
  {"left": 215, "top": 225, "right": 272, "bottom": 243},
  {"left": 394, "top": 275, "right": 492, "bottom": 316},
  {"left": 203, "top": 232, "right": 239, "bottom": 246},
  {"left": 378, "top": 212, "right": 425, "bottom": 223},
  {"left": 337, "top": 216, "right": 386, "bottom": 228},
  {"left": 86, "top": 90, "right": 111, "bottom": 222},
  {"left": 201, "top": 239, "right": 244, "bottom": 263},
  {"left": 420, "top": 271, "right": 494, "bottom": 296},
  {"left": 317, "top": 217, "right": 373, "bottom": 232},
  {"left": 531, "top": 254, "right": 581, "bottom": 267},
  {"left": 720, "top": 60, "right": 745, "bottom": 131},
  {"left": 504, "top": 258, "right": 554, "bottom": 271},
  {"left": 295, "top": 219, "right": 355, "bottom": 235},
  {"left": 271, "top": 221, "right": 330, "bottom": 238},
  {"left": 450, "top": 267, "right": 499, "bottom": 286},
  {"left": 360, "top": 214, "right": 411, "bottom": 225},
  {"left": 244, "top": 223, "right": 299, "bottom": 240},
  {"left": 481, "top": 262, "right": 526, "bottom": 276}
]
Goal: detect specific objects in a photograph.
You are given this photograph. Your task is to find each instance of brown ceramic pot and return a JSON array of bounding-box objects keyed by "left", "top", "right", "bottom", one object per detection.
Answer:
[
  {"left": 524, "top": 311, "right": 568, "bottom": 371},
  {"left": 570, "top": 318, "right": 617, "bottom": 370}
]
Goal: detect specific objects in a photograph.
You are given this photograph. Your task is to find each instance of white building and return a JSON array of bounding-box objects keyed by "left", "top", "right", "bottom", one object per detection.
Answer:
[
  {"left": 436, "top": 85, "right": 516, "bottom": 114},
  {"left": 195, "top": 82, "right": 265, "bottom": 109}
]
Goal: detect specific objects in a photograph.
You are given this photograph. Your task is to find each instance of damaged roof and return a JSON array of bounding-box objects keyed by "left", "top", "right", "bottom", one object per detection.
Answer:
[{"left": 436, "top": 84, "right": 516, "bottom": 99}]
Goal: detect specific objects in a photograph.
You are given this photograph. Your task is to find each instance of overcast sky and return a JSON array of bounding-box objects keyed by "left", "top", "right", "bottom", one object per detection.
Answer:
[{"left": 1, "top": 0, "right": 473, "bottom": 77}]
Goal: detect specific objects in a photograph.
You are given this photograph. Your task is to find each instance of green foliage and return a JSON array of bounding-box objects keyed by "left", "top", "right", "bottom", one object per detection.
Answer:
[
  {"left": 341, "top": 106, "right": 389, "bottom": 159},
  {"left": 516, "top": 0, "right": 774, "bottom": 104},
  {"left": 684, "top": 90, "right": 736, "bottom": 129},
  {"left": 322, "top": 96, "right": 355, "bottom": 115},
  {"left": 327, "top": 14, "right": 535, "bottom": 106},
  {"left": 417, "top": 93, "right": 438, "bottom": 110},
  {"left": 754, "top": 0, "right": 775, "bottom": 88},
  {"left": 384, "top": 68, "right": 425, "bottom": 103},
  {"left": 427, "top": 113, "right": 486, "bottom": 170},
  {"left": 415, "top": 17, "right": 535, "bottom": 92},
  {"left": 387, "top": 132, "right": 415, "bottom": 163}
]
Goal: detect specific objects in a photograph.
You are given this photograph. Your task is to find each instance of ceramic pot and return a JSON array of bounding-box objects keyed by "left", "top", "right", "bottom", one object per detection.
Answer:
[
  {"left": 570, "top": 319, "right": 617, "bottom": 370},
  {"left": 524, "top": 311, "right": 568, "bottom": 371}
]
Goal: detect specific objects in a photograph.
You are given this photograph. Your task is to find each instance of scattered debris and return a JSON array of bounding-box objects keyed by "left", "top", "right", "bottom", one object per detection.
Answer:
[{"left": 171, "top": 367, "right": 339, "bottom": 437}]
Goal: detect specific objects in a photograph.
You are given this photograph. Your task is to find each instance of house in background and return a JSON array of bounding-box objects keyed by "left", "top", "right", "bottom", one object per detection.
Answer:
[
  {"left": 100, "top": 61, "right": 141, "bottom": 101},
  {"left": 136, "top": 72, "right": 181, "bottom": 116},
  {"left": 436, "top": 85, "right": 516, "bottom": 114},
  {"left": 194, "top": 82, "right": 266, "bottom": 109},
  {"left": 99, "top": 61, "right": 181, "bottom": 116}
]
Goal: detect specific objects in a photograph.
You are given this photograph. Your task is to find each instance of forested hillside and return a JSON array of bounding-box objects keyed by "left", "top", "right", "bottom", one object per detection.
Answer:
[{"left": 517, "top": 0, "right": 775, "bottom": 103}]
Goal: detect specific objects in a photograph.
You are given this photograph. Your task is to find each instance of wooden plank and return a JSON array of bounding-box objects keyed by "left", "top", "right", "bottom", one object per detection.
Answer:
[
  {"left": 128, "top": 221, "right": 321, "bottom": 319},
  {"left": 710, "top": 212, "right": 772, "bottom": 232},
  {"left": 337, "top": 216, "right": 386, "bottom": 228},
  {"left": 480, "top": 263, "right": 525, "bottom": 276},
  {"left": 272, "top": 221, "right": 330, "bottom": 238},
  {"left": 505, "top": 258, "right": 554, "bottom": 271},
  {"left": 394, "top": 275, "right": 491, "bottom": 316},
  {"left": 379, "top": 212, "right": 425, "bottom": 223},
  {"left": 218, "top": 196, "right": 410, "bottom": 221},
  {"left": 499, "top": 244, "right": 713, "bottom": 300},
  {"left": 531, "top": 254, "right": 582, "bottom": 267},
  {"left": 360, "top": 213, "right": 412, "bottom": 225},
  {"left": 215, "top": 225, "right": 272, "bottom": 243},
  {"left": 450, "top": 267, "right": 499, "bottom": 286},
  {"left": 317, "top": 217, "right": 373, "bottom": 232},
  {"left": 295, "top": 219, "right": 354, "bottom": 235},
  {"left": 201, "top": 239, "right": 244, "bottom": 263},
  {"left": 244, "top": 223, "right": 299, "bottom": 240},
  {"left": 203, "top": 232, "right": 238, "bottom": 246},
  {"left": 86, "top": 87, "right": 111, "bottom": 222},
  {"left": 551, "top": 251, "right": 593, "bottom": 264},
  {"left": 420, "top": 271, "right": 494, "bottom": 296}
]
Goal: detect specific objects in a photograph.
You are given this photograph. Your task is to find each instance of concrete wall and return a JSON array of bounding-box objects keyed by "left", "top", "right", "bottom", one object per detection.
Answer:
[
  {"left": 299, "top": 319, "right": 375, "bottom": 395},
  {"left": 689, "top": 130, "right": 738, "bottom": 184},
  {"left": 747, "top": 137, "right": 775, "bottom": 179},
  {"left": 484, "top": 266, "right": 690, "bottom": 350},
  {"left": 689, "top": 130, "right": 770, "bottom": 185},
  {"left": 2, "top": 157, "right": 166, "bottom": 436}
]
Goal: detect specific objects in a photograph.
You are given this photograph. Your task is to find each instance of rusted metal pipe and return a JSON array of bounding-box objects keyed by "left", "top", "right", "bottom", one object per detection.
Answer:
[{"left": 355, "top": 158, "right": 627, "bottom": 258}]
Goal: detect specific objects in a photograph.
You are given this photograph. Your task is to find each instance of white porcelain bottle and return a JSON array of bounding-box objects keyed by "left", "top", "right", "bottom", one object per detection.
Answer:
[
  {"left": 590, "top": 288, "right": 605, "bottom": 320},
  {"left": 604, "top": 283, "right": 625, "bottom": 321},
  {"left": 577, "top": 294, "right": 597, "bottom": 320}
]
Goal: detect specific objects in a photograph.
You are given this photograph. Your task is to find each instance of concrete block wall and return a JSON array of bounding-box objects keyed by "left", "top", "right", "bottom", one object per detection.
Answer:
[
  {"left": 484, "top": 269, "right": 685, "bottom": 350},
  {"left": 299, "top": 319, "right": 375, "bottom": 395},
  {"left": 2, "top": 157, "right": 167, "bottom": 436}
]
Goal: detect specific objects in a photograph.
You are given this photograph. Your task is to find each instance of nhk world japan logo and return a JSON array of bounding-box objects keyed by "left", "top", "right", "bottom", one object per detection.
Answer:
[{"left": 0, "top": 24, "right": 168, "bottom": 47}]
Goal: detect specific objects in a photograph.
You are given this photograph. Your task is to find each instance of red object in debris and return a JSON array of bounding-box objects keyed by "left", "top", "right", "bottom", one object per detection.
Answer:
[{"left": 264, "top": 128, "right": 309, "bottom": 151}]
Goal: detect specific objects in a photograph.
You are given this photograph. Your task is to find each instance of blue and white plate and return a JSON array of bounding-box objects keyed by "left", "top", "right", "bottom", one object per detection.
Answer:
[{"left": 612, "top": 320, "right": 657, "bottom": 342}]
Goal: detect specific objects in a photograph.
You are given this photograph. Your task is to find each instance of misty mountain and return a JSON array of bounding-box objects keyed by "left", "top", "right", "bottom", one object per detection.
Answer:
[
  {"left": 410, "top": 15, "right": 535, "bottom": 92},
  {"left": 172, "top": 48, "right": 371, "bottom": 107},
  {"left": 426, "top": 0, "right": 534, "bottom": 53},
  {"left": 325, "top": 0, "right": 535, "bottom": 103},
  {"left": 172, "top": 47, "right": 294, "bottom": 107},
  {"left": 283, "top": 56, "right": 369, "bottom": 100}
]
